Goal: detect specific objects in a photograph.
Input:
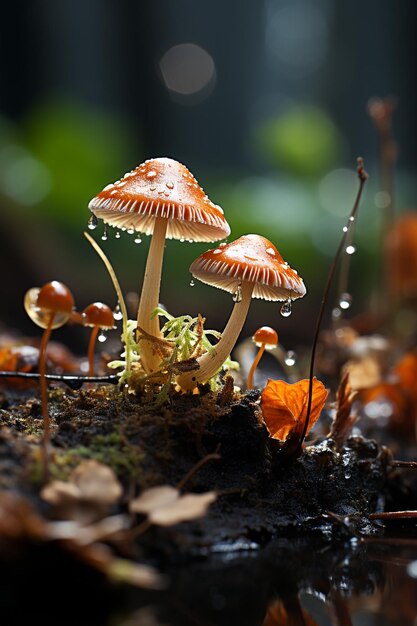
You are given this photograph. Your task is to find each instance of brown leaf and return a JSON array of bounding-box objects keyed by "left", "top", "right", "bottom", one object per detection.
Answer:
[
  {"left": 41, "top": 460, "right": 123, "bottom": 523},
  {"left": 260, "top": 378, "right": 328, "bottom": 441},
  {"left": 342, "top": 356, "right": 381, "bottom": 391},
  {"left": 328, "top": 372, "right": 358, "bottom": 448},
  {"left": 71, "top": 460, "right": 123, "bottom": 505},
  {"left": 130, "top": 486, "right": 217, "bottom": 527},
  {"left": 149, "top": 492, "right": 217, "bottom": 527},
  {"left": 129, "top": 486, "right": 179, "bottom": 515}
]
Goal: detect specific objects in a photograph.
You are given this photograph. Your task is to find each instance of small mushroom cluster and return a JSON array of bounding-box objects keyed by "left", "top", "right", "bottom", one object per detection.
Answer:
[
  {"left": 24, "top": 281, "right": 118, "bottom": 477},
  {"left": 88, "top": 157, "right": 307, "bottom": 391}
]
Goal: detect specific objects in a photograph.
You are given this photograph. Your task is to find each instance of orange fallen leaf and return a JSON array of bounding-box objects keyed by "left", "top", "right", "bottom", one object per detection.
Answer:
[
  {"left": 260, "top": 377, "right": 328, "bottom": 441},
  {"left": 263, "top": 599, "right": 319, "bottom": 626}
]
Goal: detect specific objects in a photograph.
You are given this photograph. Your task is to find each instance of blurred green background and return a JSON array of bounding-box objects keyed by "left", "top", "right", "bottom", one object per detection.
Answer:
[{"left": 1, "top": 1, "right": 416, "bottom": 353}]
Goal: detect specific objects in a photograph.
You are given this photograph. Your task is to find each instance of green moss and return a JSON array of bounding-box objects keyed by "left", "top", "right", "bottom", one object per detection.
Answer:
[{"left": 49, "top": 430, "right": 144, "bottom": 481}]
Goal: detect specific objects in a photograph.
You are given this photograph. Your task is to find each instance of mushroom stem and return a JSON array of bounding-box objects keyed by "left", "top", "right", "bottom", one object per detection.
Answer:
[
  {"left": 39, "top": 312, "right": 55, "bottom": 481},
  {"left": 137, "top": 218, "right": 168, "bottom": 373},
  {"left": 87, "top": 325, "right": 100, "bottom": 377},
  {"left": 247, "top": 344, "right": 266, "bottom": 390},
  {"left": 177, "top": 281, "right": 254, "bottom": 390}
]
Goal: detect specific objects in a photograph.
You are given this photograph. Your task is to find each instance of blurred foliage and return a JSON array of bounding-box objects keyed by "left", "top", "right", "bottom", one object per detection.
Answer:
[
  {"left": 23, "top": 98, "right": 138, "bottom": 229},
  {"left": 258, "top": 106, "right": 345, "bottom": 177}
]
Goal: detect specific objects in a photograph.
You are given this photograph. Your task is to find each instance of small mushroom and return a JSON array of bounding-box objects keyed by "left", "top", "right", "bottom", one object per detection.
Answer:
[
  {"left": 24, "top": 281, "right": 75, "bottom": 478},
  {"left": 88, "top": 157, "right": 230, "bottom": 374},
  {"left": 176, "top": 235, "right": 306, "bottom": 390},
  {"left": 82, "top": 302, "right": 115, "bottom": 376},
  {"left": 247, "top": 326, "right": 278, "bottom": 389}
]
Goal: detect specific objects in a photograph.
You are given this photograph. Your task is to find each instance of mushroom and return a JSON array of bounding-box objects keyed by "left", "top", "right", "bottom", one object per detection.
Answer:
[
  {"left": 82, "top": 302, "right": 115, "bottom": 376},
  {"left": 88, "top": 157, "right": 230, "bottom": 374},
  {"left": 24, "top": 281, "right": 75, "bottom": 477},
  {"left": 176, "top": 235, "right": 306, "bottom": 390},
  {"left": 247, "top": 326, "right": 279, "bottom": 389}
]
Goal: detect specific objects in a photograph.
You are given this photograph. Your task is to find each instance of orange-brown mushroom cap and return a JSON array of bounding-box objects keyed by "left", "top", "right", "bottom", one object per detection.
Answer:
[
  {"left": 88, "top": 157, "right": 230, "bottom": 242},
  {"left": 82, "top": 302, "right": 115, "bottom": 329},
  {"left": 190, "top": 234, "right": 306, "bottom": 301},
  {"left": 36, "top": 281, "right": 74, "bottom": 314},
  {"left": 253, "top": 326, "right": 278, "bottom": 349}
]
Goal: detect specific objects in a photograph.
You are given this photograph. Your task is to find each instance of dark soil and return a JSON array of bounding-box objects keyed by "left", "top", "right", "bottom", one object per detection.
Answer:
[{"left": 0, "top": 379, "right": 394, "bottom": 554}]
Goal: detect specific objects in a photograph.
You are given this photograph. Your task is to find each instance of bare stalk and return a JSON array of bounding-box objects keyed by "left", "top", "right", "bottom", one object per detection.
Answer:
[{"left": 295, "top": 159, "right": 368, "bottom": 456}]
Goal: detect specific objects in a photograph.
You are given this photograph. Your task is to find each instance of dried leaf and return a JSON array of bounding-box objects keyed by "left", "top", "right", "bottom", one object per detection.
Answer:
[
  {"left": 342, "top": 356, "right": 381, "bottom": 391},
  {"left": 328, "top": 372, "right": 358, "bottom": 447},
  {"left": 149, "top": 492, "right": 217, "bottom": 527},
  {"left": 130, "top": 486, "right": 217, "bottom": 527},
  {"left": 260, "top": 378, "right": 328, "bottom": 441},
  {"left": 41, "top": 460, "right": 123, "bottom": 523},
  {"left": 0, "top": 491, "right": 48, "bottom": 540},
  {"left": 71, "top": 460, "right": 123, "bottom": 505},
  {"left": 129, "top": 486, "right": 179, "bottom": 515}
]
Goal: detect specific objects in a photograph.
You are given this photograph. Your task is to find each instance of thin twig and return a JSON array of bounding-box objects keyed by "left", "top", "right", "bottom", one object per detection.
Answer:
[
  {"left": 176, "top": 451, "right": 221, "bottom": 491},
  {"left": 296, "top": 159, "right": 368, "bottom": 456}
]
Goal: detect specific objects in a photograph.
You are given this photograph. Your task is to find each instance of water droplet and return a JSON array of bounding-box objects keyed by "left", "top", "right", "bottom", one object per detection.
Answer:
[
  {"left": 346, "top": 245, "right": 356, "bottom": 255},
  {"left": 232, "top": 284, "right": 242, "bottom": 303},
  {"left": 332, "top": 307, "right": 342, "bottom": 320},
  {"left": 101, "top": 227, "right": 108, "bottom": 241},
  {"left": 266, "top": 247, "right": 275, "bottom": 256},
  {"left": 127, "top": 227, "right": 134, "bottom": 235},
  {"left": 98, "top": 331, "right": 107, "bottom": 343},
  {"left": 113, "top": 304, "right": 123, "bottom": 321},
  {"left": 115, "top": 231, "right": 121, "bottom": 239},
  {"left": 342, "top": 226, "right": 348, "bottom": 233},
  {"left": 285, "top": 350, "right": 297, "bottom": 366},
  {"left": 213, "top": 248, "right": 222, "bottom": 255},
  {"left": 146, "top": 170, "right": 157, "bottom": 179},
  {"left": 166, "top": 181, "right": 174, "bottom": 190},
  {"left": 134, "top": 235, "right": 142, "bottom": 244},
  {"left": 280, "top": 299, "right": 292, "bottom": 317},
  {"left": 339, "top": 292, "right": 353, "bottom": 310},
  {"left": 349, "top": 216, "right": 355, "bottom": 222},
  {"left": 88, "top": 214, "right": 98, "bottom": 230},
  {"left": 190, "top": 279, "right": 195, "bottom": 287},
  {"left": 344, "top": 472, "right": 351, "bottom": 480},
  {"left": 150, "top": 186, "right": 156, "bottom": 192},
  {"left": 180, "top": 237, "right": 185, "bottom": 243}
]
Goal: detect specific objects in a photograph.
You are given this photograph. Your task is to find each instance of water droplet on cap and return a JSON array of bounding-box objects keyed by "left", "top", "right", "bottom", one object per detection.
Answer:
[
  {"left": 166, "top": 182, "right": 174, "bottom": 190},
  {"left": 98, "top": 330, "right": 107, "bottom": 343},
  {"left": 134, "top": 236, "right": 142, "bottom": 244},
  {"left": 266, "top": 247, "right": 275, "bottom": 256},
  {"left": 88, "top": 214, "right": 98, "bottom": 230},
  {"left": 127, "top": 227, "right": 134, "bottom": 235},
  {"left": 280, "top": 299, "right": 292, "bottom": 317},
  {"left": 147, "top": 170, "right": 157, "bottom": 180},
  {"left": 339, "top": 292, "right": 353, "bottom": 310}
]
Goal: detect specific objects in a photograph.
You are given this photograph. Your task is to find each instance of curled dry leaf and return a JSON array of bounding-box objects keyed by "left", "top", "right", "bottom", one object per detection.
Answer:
[
  {"left": 41, "top": 460, "right": 123, "bottom": 523},
  {"left": 328, "top": 372, "right": 358, "bottom": 448},
  {"left": 342, "top": 356, "right": 381, "bottom": 391},
  {"left": 260, "top": 378, "right": 328, "bottom": 441},
  {"left": 130, "top": 486, "right": 217, "bottom": 527}
]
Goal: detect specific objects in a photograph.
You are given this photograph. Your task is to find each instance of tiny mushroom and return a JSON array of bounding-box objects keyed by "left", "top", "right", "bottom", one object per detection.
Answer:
[
  {"left": 88, "top": 157, "right": 230, "bottom": 374},
  {"left": 24, "top": 281, "right": 75, "bottom": 477},
  {"left": 247, "top": 326, "right": 279, "bottom": 390},
  {"left": 176, "top": 235, "right": 306, "bottom": 390},
  {"left": 82, "top": 302, "right": 115, "bottom": 376}
]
